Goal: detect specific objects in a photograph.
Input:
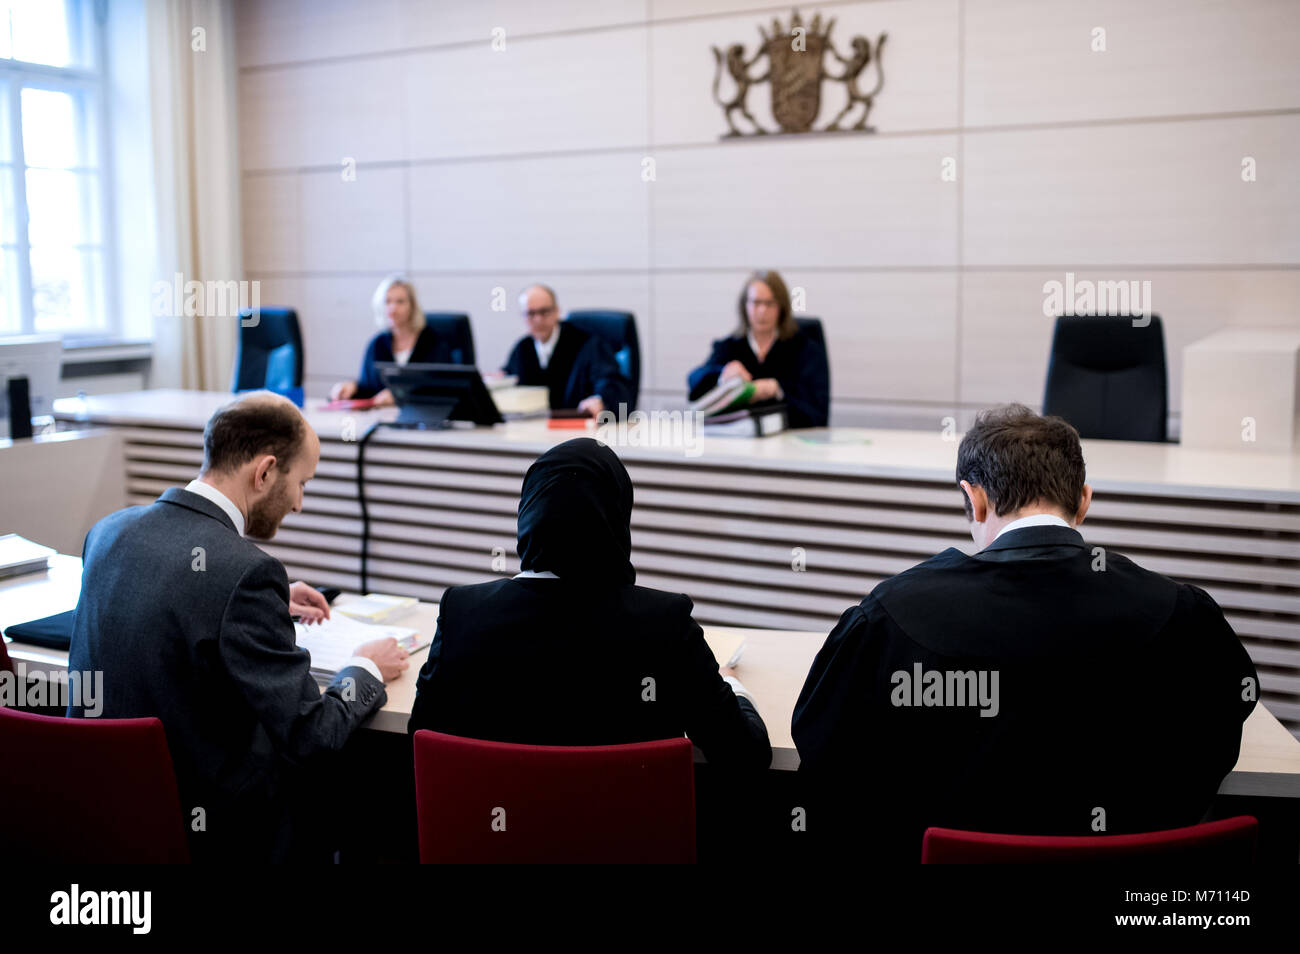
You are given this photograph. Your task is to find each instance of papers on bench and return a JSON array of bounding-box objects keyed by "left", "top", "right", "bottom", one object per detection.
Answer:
[
  {"left": 294, "top": 610, "right": 430, "bottom": 677},
  {"left": 0, "top": 534, "right": 55, "bottom": 580},
  {"left": 690, "top": 377, "right": 756, "bottom": 417}
]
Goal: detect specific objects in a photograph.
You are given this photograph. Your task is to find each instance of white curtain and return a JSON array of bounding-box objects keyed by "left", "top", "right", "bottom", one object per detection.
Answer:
[{"left": 145, "top": 0, "right": 242, "bottom": 391}]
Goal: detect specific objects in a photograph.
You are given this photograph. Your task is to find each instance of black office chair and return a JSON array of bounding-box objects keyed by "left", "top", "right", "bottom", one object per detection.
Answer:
[
  {"left": 424, "top": 312, "right": 477, "bottom": 366},
  {"left": 1042, "top": 314, "right": 1167, "bottom": 442},
  {"left": 233, "top": 307, "right": 303, "bottom": 392},
  {"left": 565, "top": 310, "right": 640, "bottom": 411},
  {"left": 795, "top": 316, "right": 826, "bottom": 350}
]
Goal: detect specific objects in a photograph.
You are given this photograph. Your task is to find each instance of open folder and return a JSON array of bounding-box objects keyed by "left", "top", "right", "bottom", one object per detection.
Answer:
[{"left": 294, "top": 611, "right": 431, "bottom": 677}]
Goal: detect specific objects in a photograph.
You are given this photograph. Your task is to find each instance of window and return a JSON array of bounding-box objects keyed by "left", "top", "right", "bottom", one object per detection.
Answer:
[{"left": 1, "top": 0, "right": 113, "bottom": 338}]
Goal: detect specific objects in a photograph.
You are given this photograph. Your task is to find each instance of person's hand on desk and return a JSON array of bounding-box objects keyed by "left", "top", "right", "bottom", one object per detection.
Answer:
[
  {"left": 720, "top": 665, "right": 738, "bottom": 679},
  {"left": 289, "top": 581, "right": 331, "bottom": 624},
  {"left": 751, "top": 378, "right": 782, "bottom": 401},
  {"left": 354, "top": 637, "right": 409, "bottom": 682},
  {"left": 577, "top": 395, "right": 604, "bottom": 417},
  {"left": 370, "top": 388, "right": 396, "bottom": 407},
  {"left": 720, "top": 361, "right": 752, "bottom": 383},
  {"left": 329, "top": 380, "right": 357, "bottom": 402}
]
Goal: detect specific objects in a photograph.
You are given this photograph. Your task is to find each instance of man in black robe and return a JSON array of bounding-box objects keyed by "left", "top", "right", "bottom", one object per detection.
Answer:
[
  {"left": 502, "top": 284, "right": 631, "bottom": 414},
  {"left": 792, "top": 404, "right": 1258, "bottom": 862}
]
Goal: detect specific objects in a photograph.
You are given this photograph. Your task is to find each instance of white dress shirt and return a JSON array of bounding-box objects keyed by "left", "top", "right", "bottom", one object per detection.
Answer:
[
  {"left": 185, "top": 479, "right": 245, "bottom": 536},
  {"left": 183, "top": 479, "right": 382, "bottom": 683},
  {"left": 393, "top": 346, "right": 413, "bottom": 366},
  {"left": 511, "top": 570, "right": 754, "bottom": 702},
  {"left": 993, "top": 512, "right": 1072, "bottom": 540},
  {"left": 745, "top": 332, "right": 784, "bottom": 402},
  {"left": 533, "top": 324, "right": 560, "bottom": 370}
]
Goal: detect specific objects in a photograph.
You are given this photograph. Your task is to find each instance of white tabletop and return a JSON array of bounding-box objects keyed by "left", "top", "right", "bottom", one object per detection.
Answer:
[
  {"left": 52, "top": 389, "right": 1300, "bottom": 502},
  {"left": 5, "top": 556, "right": 1299, "bottom": 789}
]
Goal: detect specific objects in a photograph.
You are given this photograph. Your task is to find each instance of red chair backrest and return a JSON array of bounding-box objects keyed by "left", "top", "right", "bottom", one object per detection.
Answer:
[
  {"left": 922, "top": 816, "right": 1258, "bottom": 863},
  {"left": 413, "top": 731, "right": 696, "bottom": 863},
  {"left": 0, "top": 638, "right": 13, "bottom": 674},
  {"left": 0, "top": 708, "right": 190, "bottom": 863}
]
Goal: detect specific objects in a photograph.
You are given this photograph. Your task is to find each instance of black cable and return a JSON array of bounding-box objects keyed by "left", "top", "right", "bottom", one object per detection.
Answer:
[{"left": 356, "top": 421, "right": 388, "bottom": 595}]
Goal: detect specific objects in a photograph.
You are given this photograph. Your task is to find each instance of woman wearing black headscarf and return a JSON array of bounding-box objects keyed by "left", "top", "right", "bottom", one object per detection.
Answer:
[{"left": 408, "top": 438, "right": 770, "bottom": 770}]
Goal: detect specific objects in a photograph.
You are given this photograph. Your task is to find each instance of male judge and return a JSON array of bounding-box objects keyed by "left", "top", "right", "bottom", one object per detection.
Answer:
[
  {"left": 792, "top": 404, "right": 1258, "bottom": 861},
  {"left": 66, "top": 392, "right": 409, "bottom": 862},
  {"left": 502, "top": 284, "right": 631, "bottom": 415}
]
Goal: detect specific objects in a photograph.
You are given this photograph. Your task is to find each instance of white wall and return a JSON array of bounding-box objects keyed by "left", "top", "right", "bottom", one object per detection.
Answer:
[{"left": 235, "top": 0, "right": 1300, "bottom": 429}]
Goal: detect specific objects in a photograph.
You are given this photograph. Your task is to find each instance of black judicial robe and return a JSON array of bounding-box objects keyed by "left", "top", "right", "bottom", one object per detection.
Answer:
[
  {"left": 687, "top": 329, "right": 830, "bottom": 428},
  {"left": 354, "top": 326, "right": 456, "bottom": 399},
  {"left": 503, "top": 322, "right": 631, "bottom": 411},
  {"left": 791, "top": 524, "right": 1257, "bottom": 862}
]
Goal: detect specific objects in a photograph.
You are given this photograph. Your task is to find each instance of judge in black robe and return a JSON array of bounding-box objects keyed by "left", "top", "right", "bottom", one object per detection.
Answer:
[
  {"left": 503, "top": 284, "right": 630, "bottom": 413},
  {"left": 686, "top": 270, "right": 830, "bottom": 428}
]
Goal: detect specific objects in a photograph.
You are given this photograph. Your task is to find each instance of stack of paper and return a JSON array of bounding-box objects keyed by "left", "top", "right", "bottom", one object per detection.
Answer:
[
  {"left": 690, "top": 377, "right": 755, "bottom": 417},
  {"left": 333, "top": 593, "right": 417, "bottom": 623},
  {"left": 294, "top": 611, "right": 431, "bottom": 677},
  {"left": 0, "top": 534, "right": 55, "bottom": 580},
  {"left": 491, "top": 385, "right": 550, "bottom": 418}
]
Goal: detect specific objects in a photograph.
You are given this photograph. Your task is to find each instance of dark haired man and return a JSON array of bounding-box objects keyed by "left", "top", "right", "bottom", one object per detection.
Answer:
[
  {"left": 792, "top": 404, "right": 1257, "bottom": 861},
  {"left": 67, "top": 392, "right": 408, "bottom": 861}
]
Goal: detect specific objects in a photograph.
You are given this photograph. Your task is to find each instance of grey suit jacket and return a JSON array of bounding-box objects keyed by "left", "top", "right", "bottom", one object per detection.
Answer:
[{"left": 67, "top": 487, "right": 385, "bottom": 861}]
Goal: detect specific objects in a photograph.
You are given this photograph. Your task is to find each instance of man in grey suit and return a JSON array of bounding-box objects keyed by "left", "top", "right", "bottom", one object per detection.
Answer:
[{"left": 67, "top": 392, "right": 408, "bottom": 862}]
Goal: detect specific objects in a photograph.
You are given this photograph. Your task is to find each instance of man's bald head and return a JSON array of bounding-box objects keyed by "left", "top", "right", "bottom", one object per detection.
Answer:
[
  {"left": 519, "top": 284, "right": 561, "bottom": 343},
  {"left": 518, "top": 284, "right": 558, "bottom": 313},
  {"left": 202, "top": 391, "right": 313, "bottom": 477}
]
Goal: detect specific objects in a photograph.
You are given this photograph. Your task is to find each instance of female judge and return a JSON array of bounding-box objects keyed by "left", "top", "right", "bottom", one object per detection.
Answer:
[
  {"left": 329, "top": 275, "right": 451, "bottom": 405},
  {"left": 687, "top": 270, "right": 830, "bottom": 428},
  {"left": 408, "top": 438, "right": 770, "bottom": 770}
]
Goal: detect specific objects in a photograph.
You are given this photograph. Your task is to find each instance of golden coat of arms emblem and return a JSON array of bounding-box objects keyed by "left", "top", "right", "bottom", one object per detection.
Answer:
[{"left": 712, "top": 11, "right": 887, "bottom": 138}]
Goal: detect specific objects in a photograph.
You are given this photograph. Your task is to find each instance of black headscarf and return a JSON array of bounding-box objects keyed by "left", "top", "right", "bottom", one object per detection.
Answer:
[{"left": 516, "top": 438, "right": 636, "bottom": 585}]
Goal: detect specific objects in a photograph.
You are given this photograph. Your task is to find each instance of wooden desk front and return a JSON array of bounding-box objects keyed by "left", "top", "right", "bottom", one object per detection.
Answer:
[{"left": 49, "top": 389, "right": 1300, "bottom": 738}]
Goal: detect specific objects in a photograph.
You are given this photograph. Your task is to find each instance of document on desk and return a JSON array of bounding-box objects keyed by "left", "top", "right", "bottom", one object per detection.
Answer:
[{"left": 294, "top": 612, "right": 430, "bottom": 676}]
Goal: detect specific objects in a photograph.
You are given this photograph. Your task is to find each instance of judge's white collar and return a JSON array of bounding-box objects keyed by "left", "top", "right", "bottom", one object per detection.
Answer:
[
  {"left": 993, "top": 513, "right": 1071, "bottom": 541},
  {"left": 514, "top": 569, "right": 559, "bottom": 579},
  {"left": 533, "top": 323, "right": 561, "bottom": 370}
]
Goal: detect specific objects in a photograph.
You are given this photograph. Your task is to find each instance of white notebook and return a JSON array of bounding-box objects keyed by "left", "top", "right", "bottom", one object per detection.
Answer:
[{"left": 0, "top": 534, "right": 55, "bottom": 578}]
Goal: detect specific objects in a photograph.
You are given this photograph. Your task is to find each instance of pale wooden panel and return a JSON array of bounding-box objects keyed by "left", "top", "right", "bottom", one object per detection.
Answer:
[
  {"left": 241, "top": 174, "right": 301, "bottom": 272},
  {"left": 408, "top": 154, "right": 650, "bottom": 272},
  {"left": 959, "top": 269, "right": 1300, "bottom": 412},
  {"left": 651, "top": 0, "right": 958, "bottom": 144},
  {"left": 396, "top": 0, "right": 647, "bottom": 49},
  {"left": 965, "top": 0, "right": 1300, "bottom": 126},
  {"left": 963, "top": 114, "right": 1300, "bottom": 266},
  {"left": 298, "top": 167, "right": 407, "bottom": 272},
  {"left": 650, "top": 0, "right": 809, "bottom": 19},
  {"left": 238, "top": 56, "right": 406, "bottom": 170},
  {"left": 649, "top": 269, "right": 958, "bottom": 402},
  {"left": 241, "top": 0, "right": 647, "bottom": 69},
  {"left": 402, "top": 27, "right": 647, "bottom": 161},
  {"left": 235, "top": 0, "right": 404, "bottom": 67},
  {"left": 652, "top": 133, "right": 959, "bottom": 269},
  {"left": 244, "top": 273, "right": 387, "bottom": 385}
]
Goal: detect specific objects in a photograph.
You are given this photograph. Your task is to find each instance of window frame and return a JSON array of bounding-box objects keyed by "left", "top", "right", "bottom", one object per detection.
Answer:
[{"left": 0, "top": 0, "right": 118, "bottom": 339}]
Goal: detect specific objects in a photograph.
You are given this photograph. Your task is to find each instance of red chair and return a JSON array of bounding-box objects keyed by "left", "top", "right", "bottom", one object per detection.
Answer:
[
  {"left": 413, "top": 731, "right": 696, "bottom": 863},
  {"left": 921, "top": 816, "right": 1258, "bottom": 863},
  {"left": 0, "top": 708, "right": 190, "bottom": 863},
  {"left": 0, "top": 638, "right": 13, "bottom": 674}
]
